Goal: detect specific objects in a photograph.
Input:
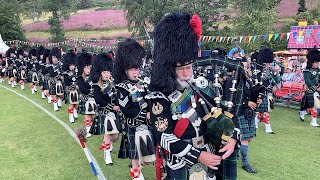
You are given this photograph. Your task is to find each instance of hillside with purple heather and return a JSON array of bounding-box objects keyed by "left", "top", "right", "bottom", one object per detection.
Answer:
[{"left": 23, "top": 10, "right": 127, "bottom": 32}]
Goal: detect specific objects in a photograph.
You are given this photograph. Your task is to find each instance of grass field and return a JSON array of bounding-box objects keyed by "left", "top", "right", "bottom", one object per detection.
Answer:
[
  {"left": 25, "top": 29, "right": 130, "bottom": 41},
  {"left": 0, "top": 82, "right": 319, "bottom": 180}
]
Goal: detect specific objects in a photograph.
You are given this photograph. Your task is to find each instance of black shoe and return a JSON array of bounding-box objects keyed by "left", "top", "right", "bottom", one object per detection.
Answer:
[
  {"left": 242, "top": 164, "right": 257, "bottom": 174},
  {"left": 267, "top": 131, "right": 275, "bottom": 134}
]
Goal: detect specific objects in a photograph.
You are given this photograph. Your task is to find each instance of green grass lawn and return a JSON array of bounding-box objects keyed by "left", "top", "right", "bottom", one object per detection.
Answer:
[
  {"left": 25, "top": 29, "right": 130, "bottom": 40},
  {"left": 0, "top": 82, "right": 319, "bottom": 179}
]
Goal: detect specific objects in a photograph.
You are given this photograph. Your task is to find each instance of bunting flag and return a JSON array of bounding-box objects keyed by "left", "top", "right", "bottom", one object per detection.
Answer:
[
  {"left": 298, "top": 30, "right": 304, "bottom": 36},
  {"left": 211, "top": 36, "right": 216, "bottom": 42},
  {"left": 231, "top": 36, "right": 235, "bottom": 43},
  {"left": 253, "top": 36, "right": 258, "bottom": 43},
  {"left": 306, "top": 29, "right": 311, "bottom": 37},
  {"left": 263, "top": 34, "right": 268, "bottom": 42},
  {"left": 248, "top": 36, "right": 253, "bottom": 43},
  {"left": 287, "top": 32, "right": 291, "bottom": 40},
  {"left": 293, "top": 32, "right": 298, "bottom": 38},
  {"left": 243, "top": 36, "right": 248, "bottom": 42},
  {"left": 219, "top": 36, "right": 223, "bottom": 42},
  {"left": 223, "top": 36, "right": 226, "bottom": 42},
  {"left": 227, "top": 37, "right": 231, "bottom": 43},
  {"left": 216, "top": 36, "right": 220, "bottom": 42},
  {"left": 273, "top": 33, "right": 279, "bottom": 41},
  {"left": 268, "top": 34, "right": 273, "bottom": 42},
  {"left": 239, "top": 36, "right": 243, "bottom": 43},
  {"left": 280, "top": 33, "right": 285, "bottom": 40}
]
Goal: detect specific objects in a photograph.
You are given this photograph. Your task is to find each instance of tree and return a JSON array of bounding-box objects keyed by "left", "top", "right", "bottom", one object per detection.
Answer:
[
  {"left": 43, "top": 0, "right": 79, "bottom": 42},
  {"left": 0, "top": 0, "right": 26, "bottom": 41},
  {"left": 298, "top": 0, "right": 307, "bottom": 15},
  {"left": 18, "top": 0, "right": 45, "bottom": 22},
  {"left": 78, "top": 0, "right": 93, "bottom": 9},
  {"left": 121, "top": 0, "right": 229, "bottom": 36},
  {"left": 231, "top": 0, "right": 279, "bottom": 51}
]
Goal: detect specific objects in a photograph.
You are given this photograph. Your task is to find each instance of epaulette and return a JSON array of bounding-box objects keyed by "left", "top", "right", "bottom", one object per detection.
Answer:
[{"left": 145, "top": 91, "right": 168, "bottom": 101}]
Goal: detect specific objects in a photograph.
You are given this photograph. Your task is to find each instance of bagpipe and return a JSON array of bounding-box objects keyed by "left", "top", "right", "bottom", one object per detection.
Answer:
[{"left": 191, "top": 48, "right": 246, "bottom": 147}]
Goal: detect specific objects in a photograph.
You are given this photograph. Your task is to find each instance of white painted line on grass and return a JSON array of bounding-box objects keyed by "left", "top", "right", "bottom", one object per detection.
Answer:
[{"left": 0, "top": 85, "right": 106, "bottom": 180}]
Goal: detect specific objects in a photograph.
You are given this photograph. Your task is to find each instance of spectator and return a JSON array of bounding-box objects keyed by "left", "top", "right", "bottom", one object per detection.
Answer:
[
  {"left": 272, "top": 65, "right": 282, "bottom": 85},
  {"left": 300, "top": 58, "right": 307, "bottom": 70},
  {"left": 281, "top": 66, "right": 294, "bottom": 82},
  {"left": 292, "top": 66, "right": 304, "bottom": 83}
]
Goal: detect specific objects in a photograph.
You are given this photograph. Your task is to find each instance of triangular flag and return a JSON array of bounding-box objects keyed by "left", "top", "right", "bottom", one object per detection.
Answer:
[
  {"left": 253, "top": 36, "right": 258, "bottom": 43},
  {"left": 298, "top": 30, "right": 304, "bottom": 36},
  {"left": 268, "top": 34, "right": 273, "bottom": 41},
  {"left": 239, "top": 36, "right": 243, "bottom": 43},
  {"left": 243, "top": 36, "right": 248, "bottom": 42},
  {"left": 232, "top": 36, "right": 236, "bottom": 42},
  {"left": 216, "top": 36, "right": 220, "bottom": 42},
  {"left": 287, "top": 32, "right": 291, "bottom": 40},
  {"left": 273, "top": 34, "right": 279, "bottom": 41},
  {"left": 306, "top": 29, "right": 311, "bottom": 37},
  {"left": 207, "top": 36, "right": 212, "bottom": 42},
  {"left": 227, "top": 37, "right": 231, "bottom": 43},
  {"left": 211, "top": 36, "right": 216, "bottom": 42},
  {"left": 263, "top": 34, "right": 268, "bottom": 42},
  {"left": 201, "top": 36, "right": 205, "bottom": 41},
  {"left": 293, "top": 32, "right": 298, "bottom": 38},
  {"left": 223, "top": 36, "right": 226, "bottom": 42},
  {"left": 219, "top": 36, "right": 223, "bottom": 42},
  {"left": 248, "top": 36, "right": 253, "bottom": 43},
  {"left": 280, "top": 33, "right": 285, "bottom": 40}
]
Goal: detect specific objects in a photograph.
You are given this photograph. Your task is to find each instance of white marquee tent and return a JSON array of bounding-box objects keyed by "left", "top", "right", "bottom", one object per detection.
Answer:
[{"left": 0, "top": 34, "right": 10, "bottom": 53}]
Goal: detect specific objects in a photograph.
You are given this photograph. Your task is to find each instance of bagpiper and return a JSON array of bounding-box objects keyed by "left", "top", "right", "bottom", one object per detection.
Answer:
[
  {"left": 62, "top": 51, "right": 79, "bottom": 123},
  {"left": 26, "top": 48, "right": 39, "bottom": 94},
  {"left": 38, "top": 49, "right": 51, "bottom": 100},
  {"left": 300, "top": 48, "right": 320, "bottom": 127},
  {"left": 254, "top": 48, "right": 276, "bottom": 134},
  {"left": 16, "top": 48, "right": 28, "bottom": 90},
  {"left": 5, "top": 47, "right": 17, "bottom": 87},
  {"left": 147, "top": 13, "right": 240, "bottom": 180},
  {"left": 91, "top": 52, "right": 120, "bottom": 165},
  {"left": 47, "top": 47, "right": 63, "bottom": 111},
  {"left": 0, "top": 54, "right": 5, "bottom": 83},
  {"left": 77, "top": 52, "right": 96, "bottom": 137},
  {"left": 114, "top": 39, "right": 156, "bottom": 180}
]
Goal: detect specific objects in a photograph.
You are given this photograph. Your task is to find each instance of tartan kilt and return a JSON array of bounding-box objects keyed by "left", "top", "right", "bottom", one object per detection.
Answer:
[
  {"left": 78, "top": 99, "right": 85, "bottom": 115},
  {"left": 27, "top": 71, "right": 33, "bottom": 82},
  {"left": 210, "top": 143, "right": 237, "bottom": 180},
  {"left": 238, "top": 115, "right": 256, "bottom": 141},
  {"left": 256, "top": 96, "right": 269, "bottom": 113},
  {"left": 49, "top": 81, "right": 56, "bottom": 95},
  {"left": 219, "top": 150, "right": 237, "bottom": 180},
  {"left": 64, "top": 86, "right": 70, "bottom": 104},
  {"left": 38, "top": 73, "right": 44, "bottom": 88},
  {"left": 301, "top": 92, "right": 315, "bottom": 109},
  {"left": 41, "top": 78, "right": 49, "bottom": 90},
  {"left": 8, "top": 69, "right": 14, "bottom": 78},
  {"left": 89, "top": 112, "right": 105, "bottom": 135},
  {"left": 118, "top": 125, "right": 138, "bottom": 160}
]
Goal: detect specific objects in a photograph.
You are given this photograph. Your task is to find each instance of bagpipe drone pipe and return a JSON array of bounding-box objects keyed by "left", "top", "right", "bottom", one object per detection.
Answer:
[{"left": 190, "top": 49, "right": 246, "bottom": 148}]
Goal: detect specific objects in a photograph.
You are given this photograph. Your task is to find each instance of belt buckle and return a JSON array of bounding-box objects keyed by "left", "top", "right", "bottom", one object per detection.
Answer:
[{"left": 192, "top": 136, "right": 204, "bottom": 148}]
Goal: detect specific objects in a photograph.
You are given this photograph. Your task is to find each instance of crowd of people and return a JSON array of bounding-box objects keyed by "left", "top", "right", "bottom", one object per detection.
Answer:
[{"left": 0, "top": 12, "right": 319, "bottom": 180}]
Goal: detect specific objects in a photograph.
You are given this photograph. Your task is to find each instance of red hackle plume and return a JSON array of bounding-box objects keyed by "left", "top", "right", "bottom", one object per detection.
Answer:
[{"left": 189, "top": 14, "right": 202, "bottom": 42}]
